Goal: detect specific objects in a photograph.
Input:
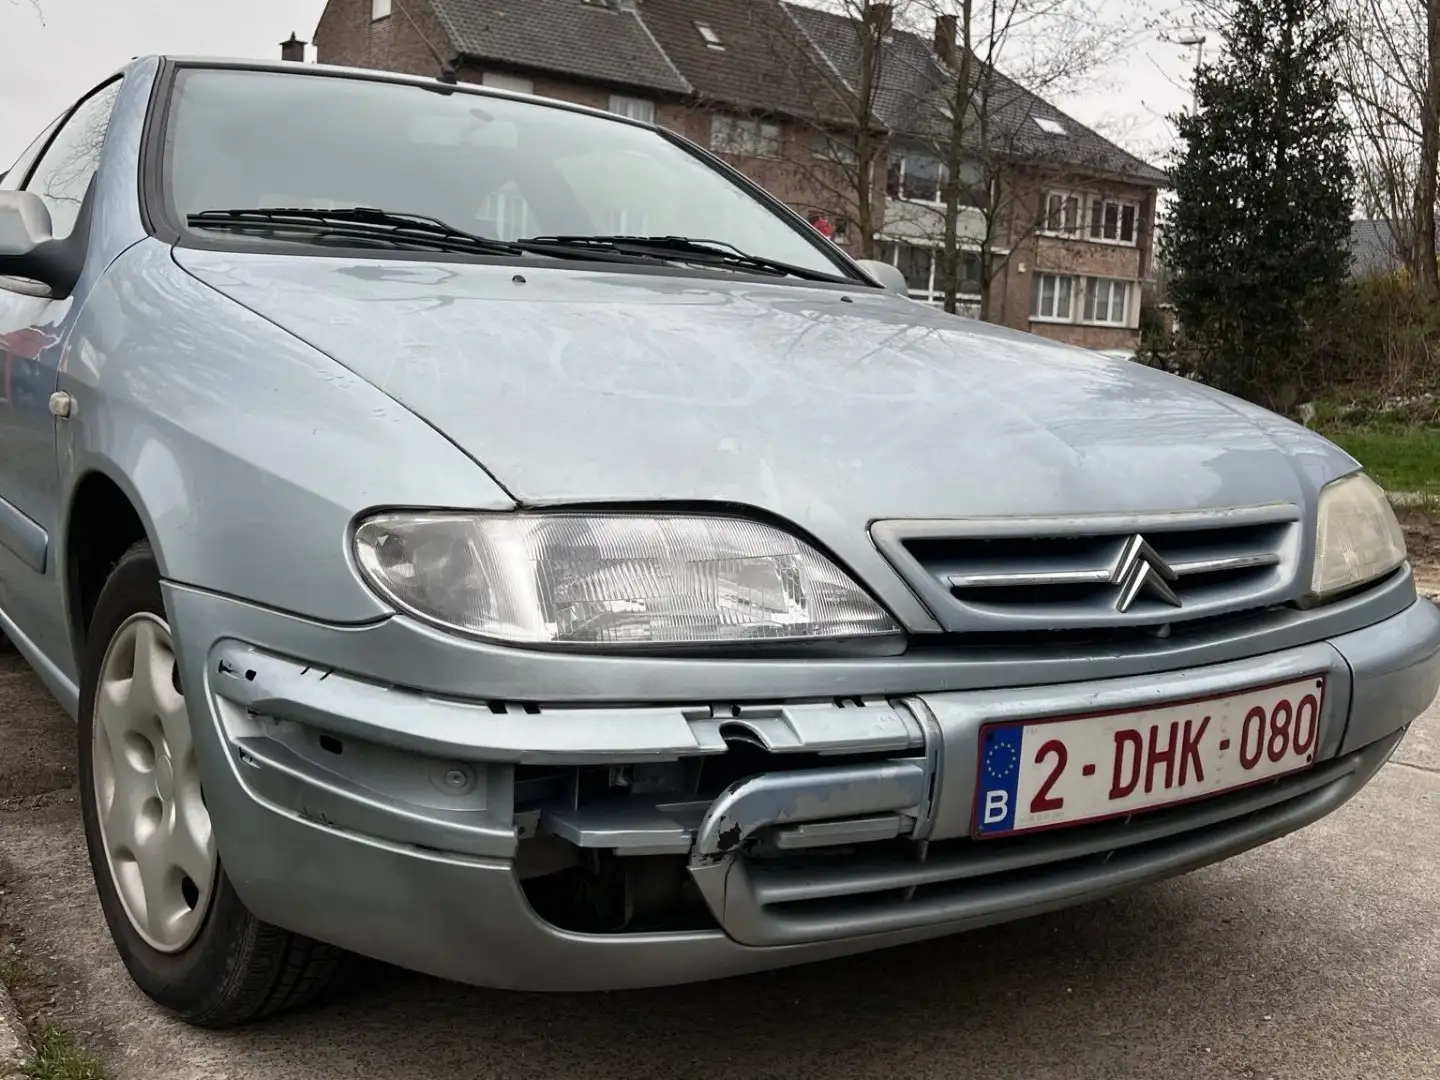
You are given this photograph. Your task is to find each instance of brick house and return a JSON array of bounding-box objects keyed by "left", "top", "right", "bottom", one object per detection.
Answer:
[{"left": 310, "top": 0, "right": 1166, "bottom": 351}]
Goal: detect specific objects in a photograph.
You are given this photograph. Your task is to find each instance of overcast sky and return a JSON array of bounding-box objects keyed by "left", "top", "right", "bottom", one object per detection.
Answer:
[{"left": 0, "top": 0, "right": 1200, "bottom": 168}]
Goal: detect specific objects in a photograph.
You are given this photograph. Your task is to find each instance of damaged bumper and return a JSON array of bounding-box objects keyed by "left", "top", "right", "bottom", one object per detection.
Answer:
[{"left": 166, "top": 580, "right": 1440, "bottom": 991}]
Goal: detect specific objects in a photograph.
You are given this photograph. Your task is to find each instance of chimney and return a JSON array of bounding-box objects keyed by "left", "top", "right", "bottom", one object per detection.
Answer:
[
  {"left": 865, "top": 2, "right": 894, "bottom": 36},
  {"left": 934, "top": 15, "right": 957, "bottom": 67},
  {"left": 280, "top": 32, "right": 307, "bottom": 63}
]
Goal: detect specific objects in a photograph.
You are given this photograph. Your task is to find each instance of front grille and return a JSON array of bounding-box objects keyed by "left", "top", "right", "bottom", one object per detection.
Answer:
[{"left": 873, "top": 509, "right": 1302, "bottom": 636}]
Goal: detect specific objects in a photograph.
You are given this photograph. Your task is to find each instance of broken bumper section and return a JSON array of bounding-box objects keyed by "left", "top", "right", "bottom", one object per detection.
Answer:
[{"left": 183, "top": 596, "right": 1440, "bottom": 990}]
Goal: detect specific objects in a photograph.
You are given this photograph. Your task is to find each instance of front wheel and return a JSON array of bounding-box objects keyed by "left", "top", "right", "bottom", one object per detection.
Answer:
[{"left": 78, "top": 541, "right": 348, "bottom": 1027}]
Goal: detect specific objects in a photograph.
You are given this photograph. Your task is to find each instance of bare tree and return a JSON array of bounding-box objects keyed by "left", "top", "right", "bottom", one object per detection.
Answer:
[
  {"left": 915, "top": 0, "right": 1138, "bottom": 313},
  {"left": 732, "top": 0, "right": 939, "bottom": 259},
  {"left": 1337, "top": 0, "right": 1439, "bottom": 297}
]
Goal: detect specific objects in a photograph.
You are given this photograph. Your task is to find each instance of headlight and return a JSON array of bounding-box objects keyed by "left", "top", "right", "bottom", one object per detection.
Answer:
[
  {"left": 1311, "top": 473, "right": 1407, "bottom": 599},
  {"left": 353, "top": 512, "right": 901, "bottom": 646}
]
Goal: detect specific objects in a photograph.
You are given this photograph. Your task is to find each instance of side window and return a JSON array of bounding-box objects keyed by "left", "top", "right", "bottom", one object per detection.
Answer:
[
  {"left": 23, "top": 80, "right": 123, "bottom": 240},
  {"left": 0, "top": 116, "right": 62, "bottom": 192}
]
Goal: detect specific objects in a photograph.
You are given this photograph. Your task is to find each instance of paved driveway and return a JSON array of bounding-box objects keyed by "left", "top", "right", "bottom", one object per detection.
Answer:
[{"left": 0, "top": 650, "right": 1437, "bottom": 1080}]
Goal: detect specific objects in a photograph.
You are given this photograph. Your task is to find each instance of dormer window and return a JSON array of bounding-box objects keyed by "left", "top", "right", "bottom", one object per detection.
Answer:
[{"left": 695, "top": 22, "right": 725, "bottom": 50}]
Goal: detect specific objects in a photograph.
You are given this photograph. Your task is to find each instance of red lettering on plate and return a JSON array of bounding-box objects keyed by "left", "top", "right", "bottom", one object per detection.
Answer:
[
  {"left": 1178, "top": 716, "right": 1210, "bottom": 786},
  {"left": 1110, "top": 729, "right": 1142, "bottom": 799},
  {"left": 1240, "top": 706, "right": 1266, "bottom": 769},
  {"left": 1082, "top": 763, "right": 1097, "bottom": 777},
  {"left": 1145, "top": 721, "right": 1179, "bottom": 793},
  {"left": 1030, "top": 740, "right": 1068, "bottom": 813}
]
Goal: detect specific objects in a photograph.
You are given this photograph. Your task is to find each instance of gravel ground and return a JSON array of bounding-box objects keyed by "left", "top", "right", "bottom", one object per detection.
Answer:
[{"left": 0, "top": 651, "right": 1437, "bottom": 1080}]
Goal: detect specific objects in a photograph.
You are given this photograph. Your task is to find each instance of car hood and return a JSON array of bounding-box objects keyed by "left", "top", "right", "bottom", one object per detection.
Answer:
[{"left": 174, "top": 250, "right": 1351, "bottom": 526}]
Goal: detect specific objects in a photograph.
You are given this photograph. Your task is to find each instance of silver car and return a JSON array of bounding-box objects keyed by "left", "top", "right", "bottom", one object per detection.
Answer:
[{"left": 1, "top": 57, "right": 1435, "bottom": 1028}]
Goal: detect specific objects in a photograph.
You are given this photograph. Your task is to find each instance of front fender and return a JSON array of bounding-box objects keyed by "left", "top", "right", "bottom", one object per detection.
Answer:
[{"left": 56, "top": 239, "right": 514, "bottom": 626}]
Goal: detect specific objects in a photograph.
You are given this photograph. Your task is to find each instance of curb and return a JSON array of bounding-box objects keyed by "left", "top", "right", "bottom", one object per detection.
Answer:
[{"left": 0, "top": 979, "right": 29, "bottom": 1077}]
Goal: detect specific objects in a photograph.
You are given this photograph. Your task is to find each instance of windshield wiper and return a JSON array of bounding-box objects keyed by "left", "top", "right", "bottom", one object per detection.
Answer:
[
  {"left": 186, "top": 207, "right": 526, "bottom": 257},
  {"left": 513, "top": 234, "right": 852, "bottom": 283}
]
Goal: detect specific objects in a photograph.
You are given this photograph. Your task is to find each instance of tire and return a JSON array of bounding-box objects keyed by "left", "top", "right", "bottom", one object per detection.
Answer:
[{"left": 78, "top": 540, "right": 349, "bottom": 1027}]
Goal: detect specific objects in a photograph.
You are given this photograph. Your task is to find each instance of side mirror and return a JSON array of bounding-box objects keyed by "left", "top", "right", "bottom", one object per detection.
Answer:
[
  {"left": 0, "top": 191, "right": 76, "bottom": 299},
  {"left": 0, "top": 191, "right": 54, "bottom": 258},
  {"left": 853, "top": 258, "right": 909, "bottom": 296}
]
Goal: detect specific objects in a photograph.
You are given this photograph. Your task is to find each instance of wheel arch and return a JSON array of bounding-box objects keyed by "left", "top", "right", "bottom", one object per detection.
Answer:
[{"left": 61, "top": 461, "right": 165, "bottom": 665}]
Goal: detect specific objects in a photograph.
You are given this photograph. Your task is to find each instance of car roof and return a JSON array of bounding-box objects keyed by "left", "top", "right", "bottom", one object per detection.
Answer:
[{"left": 130, "top": 55, "right": 656, "bottom": 131}]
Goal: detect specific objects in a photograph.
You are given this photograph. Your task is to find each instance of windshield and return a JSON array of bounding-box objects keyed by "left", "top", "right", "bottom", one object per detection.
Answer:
[{"left": 159, "top": 68, "right": 851, "bottom": 280}]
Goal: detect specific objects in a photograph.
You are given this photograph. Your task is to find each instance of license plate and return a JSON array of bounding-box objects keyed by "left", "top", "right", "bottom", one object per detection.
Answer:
[{"left": 972, "top": 676, "right": 1327, "bottom": 838}]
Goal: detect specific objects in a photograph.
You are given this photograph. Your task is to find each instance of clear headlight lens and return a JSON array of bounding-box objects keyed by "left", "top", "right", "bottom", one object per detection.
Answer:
[
  {"left": 1311, "top": 473, "right": 1407, "bottom": 599},
  {"left": 353, "top": 513, "right": 901, "bottom": 645}
]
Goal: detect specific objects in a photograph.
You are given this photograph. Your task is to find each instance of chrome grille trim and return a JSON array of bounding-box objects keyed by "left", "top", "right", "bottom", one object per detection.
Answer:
[
  {"left": 944, "top": 549, "right": 1281, "bottom": 589},
  {"left": 872, "top": 505, "right": 1304, "bottom": 635}
]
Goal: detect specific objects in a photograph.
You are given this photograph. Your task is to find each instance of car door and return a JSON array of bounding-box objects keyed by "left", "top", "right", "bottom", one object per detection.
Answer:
[{"left": 0, "top": 78, "right": 123, "bottom": 669}]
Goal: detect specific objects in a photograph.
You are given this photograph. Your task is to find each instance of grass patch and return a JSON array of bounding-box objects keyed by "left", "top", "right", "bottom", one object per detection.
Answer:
[
  {"left": 0, "top": 937, "right": 108, "bottom": 1079},
  {"left": 1319, "top": 425, "right": 1440, "bottom": 494},
  {"left": 23, "top": 1024, "right": 105, "bottom": 1080}
]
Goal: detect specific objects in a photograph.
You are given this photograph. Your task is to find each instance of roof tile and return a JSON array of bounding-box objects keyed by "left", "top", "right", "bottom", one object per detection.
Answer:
[
  {"left": 784, "top": 2, "right": 1166, "bottom": 185},
  {"left": 429, "top": 0, "right": 691, "bottom": 94}
]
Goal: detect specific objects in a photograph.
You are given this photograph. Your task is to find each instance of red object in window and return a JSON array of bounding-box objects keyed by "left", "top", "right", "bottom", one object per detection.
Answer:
[{"left": 812, "top": 215, "right": 835, "bottom": 238}]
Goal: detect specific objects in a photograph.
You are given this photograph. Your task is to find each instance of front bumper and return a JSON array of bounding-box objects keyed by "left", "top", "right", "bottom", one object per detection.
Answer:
[{"left": 166, "top": 582, "right": 1440, "bottom": 991}]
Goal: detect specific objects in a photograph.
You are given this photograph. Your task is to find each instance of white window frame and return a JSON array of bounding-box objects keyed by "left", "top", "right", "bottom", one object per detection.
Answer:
[
  {"left": 887, "top": 151, "right": 947, "bottom": 205},
  {"left": 481, "top": 72, "right": 535, "bottom": 95},
  {"left": 1081, "top": 277, "right": 1132, "bottom": 326},
  {"left": 1086, "top": 195, "right": 1141, "bottom": 246},
  {"left": 1038, "top": 190, "right": 1085, "bottom": 238},
  {"left": 710, "top": 115, "right": 782, "bottom": 160},
  {"left": 1040, "top": 190, "right": 1141, "bottom": 246},
  {"left": 371, "top": 0, "right": 391, "bottom": 20},
  {"left": 1031, "top": 272, "right": 1077, "bottom": 322},
  {"left": 609, "top": 95, "right": 656, "bottom": 124},
  {"left": 695, "top": 22, "right": 725, "bottom": 50},
  {"left": 880, "top": 240, "right": 985, "bottom": 307}
]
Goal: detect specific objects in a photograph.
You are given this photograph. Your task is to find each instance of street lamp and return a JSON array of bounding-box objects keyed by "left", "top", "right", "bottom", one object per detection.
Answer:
[{"left": 1176, "top": 32, "right": 1207, "bottom": 108}]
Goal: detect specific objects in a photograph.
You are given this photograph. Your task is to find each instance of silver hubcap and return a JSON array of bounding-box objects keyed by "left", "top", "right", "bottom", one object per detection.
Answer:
[{"left": 92, "top": 614, "right": 217, "bottom": 953}]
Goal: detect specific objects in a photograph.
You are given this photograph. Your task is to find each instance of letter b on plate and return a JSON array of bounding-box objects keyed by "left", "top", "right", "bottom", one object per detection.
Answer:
[
  {"left": 983, "top": 789, "right": 1008, "bottom": 824},
  {"left": 976, "top": 725, "right": 1024, "bottom": 835}
]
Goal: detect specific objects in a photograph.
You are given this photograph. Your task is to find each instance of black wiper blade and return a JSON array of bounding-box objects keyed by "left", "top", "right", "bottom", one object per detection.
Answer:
[
  {"left": 515, "top": 234, "right": 851, "bottom": 283},
  {"left": 187, "top": 207, "right": 525, "bottom": 257}
]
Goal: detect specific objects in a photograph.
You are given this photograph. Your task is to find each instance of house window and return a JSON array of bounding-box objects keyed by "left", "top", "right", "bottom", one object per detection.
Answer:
[
  {"left": 1040, "top": 191, "right": 1082, "bottom": 236},
  {"left": 1088, "top": 196, "right": 1139, "bottom": 244},
  {"left": 696, "top": 22, "right": 725, "bottom": 50},
  {"left": 886, "top": 151, "right": 944, "bottom": 203},
  {"left": 811, "top": 132, "right": 858, "bottom": 167},
  {"left": 1031, "top": 273, "right": 1076, "bottom": 321},
  {"left": 609, "top": 96, "right": 656, "bottom": 124},
  {"left": 1033, "top": 116, "right": 1067, "bottom": 136},
  {"left": 481, "top": 72, "right": 535, "bottom": 95},
  {"left": 880, "top": 241, "right": 983, "bottom": 306},
  {"left": 887, "top": 153, "right": 985, "bottom": 206},
  {"left": 372, "top": 0, "right": 391, "bottom": 19},
  {"left": 1083, "top": 278, "right": 1130, "bottom": 325},
  {"left": 711, "top": 115, "right": 782, "bottom": 159}
]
